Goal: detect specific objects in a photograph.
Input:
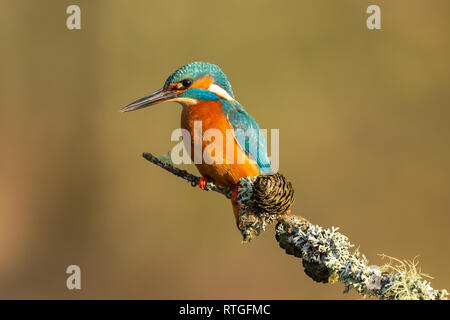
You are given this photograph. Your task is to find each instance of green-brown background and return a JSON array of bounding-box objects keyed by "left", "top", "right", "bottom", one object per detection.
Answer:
[{"left": 1, "top": 0, "right": 449, "bottom": 299}]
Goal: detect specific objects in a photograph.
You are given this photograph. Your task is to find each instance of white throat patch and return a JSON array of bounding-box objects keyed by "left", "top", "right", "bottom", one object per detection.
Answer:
[
  {"left": 171, "top": 97, "right": 198, "bottom": 106},
  {"left": 207, "top": 84, "right": 235, "bottom": 102}
]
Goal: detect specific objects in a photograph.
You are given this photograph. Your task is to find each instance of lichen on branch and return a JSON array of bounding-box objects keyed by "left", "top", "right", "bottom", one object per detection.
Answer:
[
  {"left": 276, "top": 215, "right": 447, "bottom": 300},
  {"left": 142, "top": 151, "right": 448, "bottom": 300}
]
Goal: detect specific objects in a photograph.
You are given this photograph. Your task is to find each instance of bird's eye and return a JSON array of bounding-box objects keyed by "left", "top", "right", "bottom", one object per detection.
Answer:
[
  {"left": 172, "top": 78, "right": 193, "bottom": 90},
  {"left": 181, "top": 78, "right": 193, "bottom": 89}
]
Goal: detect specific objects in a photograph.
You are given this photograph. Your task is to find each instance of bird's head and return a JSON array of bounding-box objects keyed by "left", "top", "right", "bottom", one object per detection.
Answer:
[{"left": 121, "top": 62, "right": 235, "bottom": 112}]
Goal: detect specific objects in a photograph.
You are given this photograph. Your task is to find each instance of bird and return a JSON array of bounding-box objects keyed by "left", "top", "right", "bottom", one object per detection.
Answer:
[{"left": 121, "top": 62, "right": 271, "bottom": 223}]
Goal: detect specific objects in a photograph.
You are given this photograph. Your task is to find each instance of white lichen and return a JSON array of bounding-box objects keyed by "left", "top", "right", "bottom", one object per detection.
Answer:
[{"left": 275, "top": 216, "right": 448, "bottom": 300}]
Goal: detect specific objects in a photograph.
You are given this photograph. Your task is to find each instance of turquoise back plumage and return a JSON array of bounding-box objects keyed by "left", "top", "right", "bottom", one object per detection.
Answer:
[{"left": 221, "top": 99, "right": 272, "bottom": 173}]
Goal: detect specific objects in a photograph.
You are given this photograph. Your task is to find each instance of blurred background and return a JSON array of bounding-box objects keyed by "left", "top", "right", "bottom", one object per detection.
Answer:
[{"left": 1, "top": 0, "right": 449, "bottom": 299}]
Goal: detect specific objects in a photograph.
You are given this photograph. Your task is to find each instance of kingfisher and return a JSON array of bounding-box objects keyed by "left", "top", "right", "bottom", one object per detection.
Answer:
[{"left": 121, "top": 62, "right": 272, "bottom": 222}]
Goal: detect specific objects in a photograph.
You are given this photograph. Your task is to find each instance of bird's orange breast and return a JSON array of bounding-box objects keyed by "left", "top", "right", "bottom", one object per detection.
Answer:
[{"left": 180, "top": 101, "right": 260, "bottom": 188}]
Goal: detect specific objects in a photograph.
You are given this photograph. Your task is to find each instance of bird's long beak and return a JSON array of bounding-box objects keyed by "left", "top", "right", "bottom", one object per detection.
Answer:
[{"left": 121, "top": 88, "right": 177, "bottom": 112}]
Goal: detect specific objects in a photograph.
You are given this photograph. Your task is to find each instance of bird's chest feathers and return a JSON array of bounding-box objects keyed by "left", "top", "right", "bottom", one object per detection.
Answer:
[
  {"left": 180, "top": 101, "right": 260, "bottom": 186},
  {"left": 181, "top": 101, "right": 227, "bottom": 128},
  {"left": 181, "top": 101, "right": 231, "bottom": 145}
]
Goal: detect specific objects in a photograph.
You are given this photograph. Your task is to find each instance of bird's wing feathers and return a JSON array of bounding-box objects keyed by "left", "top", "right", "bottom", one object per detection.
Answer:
[{"left": 221, "top": 100, "right": 272, "bottom": 173}]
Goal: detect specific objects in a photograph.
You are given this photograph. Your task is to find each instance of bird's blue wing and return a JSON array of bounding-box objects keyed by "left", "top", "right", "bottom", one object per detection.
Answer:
[{"left": 221, "top": 99, "right": 272, "bottom": 173}]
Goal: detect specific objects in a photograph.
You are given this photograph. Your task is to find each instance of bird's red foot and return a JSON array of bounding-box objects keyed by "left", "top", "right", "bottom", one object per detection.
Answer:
[
  {"left": 232, "top": 189, "right": 239, "bottom": 203},
  {"left": 198, "top": 176, "right": 209, "bottom": 190}
]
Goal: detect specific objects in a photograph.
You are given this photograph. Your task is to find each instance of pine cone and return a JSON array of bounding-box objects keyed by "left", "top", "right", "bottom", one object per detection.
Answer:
[{"left": 250, "top": 173, "right": 295, "bottom": 216}]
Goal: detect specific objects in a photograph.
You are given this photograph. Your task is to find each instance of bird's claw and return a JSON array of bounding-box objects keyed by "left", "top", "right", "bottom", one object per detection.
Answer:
[
  {"left": 198, "top": 176, "right": 209, "bottom": 190},
  {"left": 232, "top": 189, "right": 239, "bottom": 203}
]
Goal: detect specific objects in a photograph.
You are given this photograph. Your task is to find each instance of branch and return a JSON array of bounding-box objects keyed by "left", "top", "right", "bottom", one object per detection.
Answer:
[
  {"left": 142, "top": 152, "right": 232, "bottom": 198},
  {"left": 142, "top": 152, "right": 448, "bottom": 300}
]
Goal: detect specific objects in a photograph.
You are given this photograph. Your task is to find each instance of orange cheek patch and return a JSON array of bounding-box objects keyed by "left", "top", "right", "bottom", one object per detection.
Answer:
[
  {"left": 192, "top": 76, "right": 214, "bottom": 89},
  {"left": 167, "top": 76, "right": 214, "bottom": 94},
  {"left": 167, "top": 83, "right": 177, "bottom": 91}
]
